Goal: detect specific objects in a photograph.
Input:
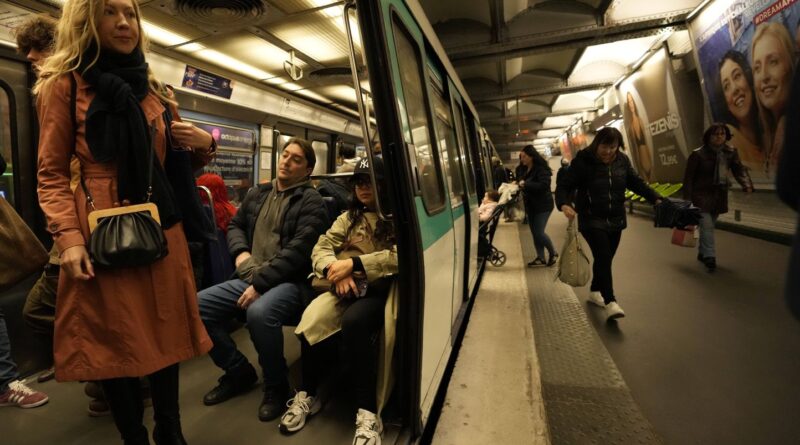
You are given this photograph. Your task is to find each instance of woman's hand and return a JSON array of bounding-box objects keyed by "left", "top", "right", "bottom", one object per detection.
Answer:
[
  {"left": 326, "top": 259, "right": 354, "bottom": 283},
  {"left": 561, "top": 205, "right": 577, "bottom": 220},
  {"left": 170, "top": 121, "right": 213, "bottom": 150},
  {"left": 61, "top": 245, "right": 94, "bottom": 280},
  {"left": 334, "top": 276, "right": 359, "bottom": 299},
  {"left": 235, "top": 251, "right": 252, "bottom": 268}
]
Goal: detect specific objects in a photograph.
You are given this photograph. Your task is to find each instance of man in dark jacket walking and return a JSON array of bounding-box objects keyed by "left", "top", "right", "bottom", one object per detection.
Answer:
[
  {"left": 198, "top": 138, "right": 329, "bottom": 422},
  {"left": 683, "top": 124, "right": 753, "bottom": 271}
]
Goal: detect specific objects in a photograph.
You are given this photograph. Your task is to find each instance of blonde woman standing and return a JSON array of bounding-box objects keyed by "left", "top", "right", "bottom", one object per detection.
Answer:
[{"left": 35, "top": 0, "right": 215, "bottom": 443}]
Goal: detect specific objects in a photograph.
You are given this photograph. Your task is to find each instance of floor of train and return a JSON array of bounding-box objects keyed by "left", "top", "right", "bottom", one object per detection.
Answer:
[
  {"left": 521, "top": 212, "right": 799, "bottom": 444},
  {"left": 1, "top": 328, "right": 401, "bottom": 445}
]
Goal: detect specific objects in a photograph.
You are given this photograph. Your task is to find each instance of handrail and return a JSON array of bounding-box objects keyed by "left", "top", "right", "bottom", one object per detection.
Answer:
[
  {"left": 343, "top": 0, "right": 391, "bottom": 221},
  {"left": 196, "top": 185, "right": 216, "bottom": 225}
]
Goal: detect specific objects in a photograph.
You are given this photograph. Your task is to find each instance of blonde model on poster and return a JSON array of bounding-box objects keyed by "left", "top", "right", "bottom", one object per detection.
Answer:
[
  {"left": 751, "top": 22, "right": 797, "bottom": 176},
  {"left": 718, "top": 49, "right": 765, "bottom": 173},
  {"left": 624, "top": 92, "right": 653, "bottom": 182}
]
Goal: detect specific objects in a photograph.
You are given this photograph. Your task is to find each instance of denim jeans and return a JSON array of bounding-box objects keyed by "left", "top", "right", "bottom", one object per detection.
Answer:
[
  {"left": 199, "top": 279, "right": 305, "bottom": 386},
  {"left": 0, "top": 310, "right": 19, "bottom": 392},
  {"left": 698, "top": 212, "right": 719, "bottom": 259},
  {"left": 528, "top": 209, "right": 556, "bottom": 260}
]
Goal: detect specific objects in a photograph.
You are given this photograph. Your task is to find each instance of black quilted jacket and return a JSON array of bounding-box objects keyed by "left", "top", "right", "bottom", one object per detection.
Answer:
[
  {"left": 556, "top": 148, "right": 659, "bottom": 231},
  {"left": 227, "top": 182, "right": 329, "bottom": 295}
]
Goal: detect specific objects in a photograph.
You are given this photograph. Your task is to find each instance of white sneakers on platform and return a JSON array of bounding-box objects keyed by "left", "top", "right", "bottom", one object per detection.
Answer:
[
  {"left": 587, "top": 292, "right": 625, "bottom": 320},
  {"left": 605, "top": 302, "right": 625, "bottom": 320},
  {"left": 587, "top": 291, "right": 605, "bottom": 307}
]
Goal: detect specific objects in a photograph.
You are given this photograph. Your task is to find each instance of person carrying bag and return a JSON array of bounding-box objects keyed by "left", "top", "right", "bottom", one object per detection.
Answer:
[{"left": 556, "top": 219, "right": 591, "bottom": 287}]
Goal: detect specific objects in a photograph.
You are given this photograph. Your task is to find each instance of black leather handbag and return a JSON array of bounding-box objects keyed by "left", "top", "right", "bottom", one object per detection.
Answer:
[{"left": 84, "top": 124, "right": 168, "bottom": 268}]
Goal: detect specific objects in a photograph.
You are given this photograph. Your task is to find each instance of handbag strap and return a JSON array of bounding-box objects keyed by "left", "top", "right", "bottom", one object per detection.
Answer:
[{"left": 71, "top": 76, "right": 158, "bottom": 210}]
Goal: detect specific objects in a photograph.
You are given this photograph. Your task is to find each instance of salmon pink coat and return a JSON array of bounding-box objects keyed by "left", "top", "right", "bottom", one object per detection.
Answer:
[{"left": 37, "top": 73, "right": 212, "bottom": 381}]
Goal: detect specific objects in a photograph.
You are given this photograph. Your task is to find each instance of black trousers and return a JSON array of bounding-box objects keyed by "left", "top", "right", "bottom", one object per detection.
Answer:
[
  {"left": 581, "top": 228, "right": 622, "bottom": 304},
  {"left": 300, "top": 294, "right": 386, "bottom": 413},
  {"left": 101, "top": 364, "right": 184, "bottom": 445}
]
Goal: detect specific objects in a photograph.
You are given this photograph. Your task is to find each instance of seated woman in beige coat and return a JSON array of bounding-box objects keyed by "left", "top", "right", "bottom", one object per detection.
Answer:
[{"left": 280, "top": 157, "right": 397, "bottom": 445}]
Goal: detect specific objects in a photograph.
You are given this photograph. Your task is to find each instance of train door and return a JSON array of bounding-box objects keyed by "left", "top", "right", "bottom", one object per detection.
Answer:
[
  {"left": 427, "top": 71, "right": 467, "bottom": 331},
  {"left": 381, "top": 7, "right": 458, "bottom": 425},
  {"left": 449, "top": 90, "right": 480, "bottom": 298},
  {"left": 0, "top": 52, "right": 51, "bottom": 375}
]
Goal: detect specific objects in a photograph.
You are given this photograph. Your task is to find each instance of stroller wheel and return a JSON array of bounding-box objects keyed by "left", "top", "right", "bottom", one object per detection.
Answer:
[{"left": 490, "top": 251, "right": 507, "bottom": 266}]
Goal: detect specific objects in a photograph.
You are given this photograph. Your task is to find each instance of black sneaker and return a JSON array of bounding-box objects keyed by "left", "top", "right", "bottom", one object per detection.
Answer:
[
  {"left": 546, "top": 253, "right": 559, "bottom": 267},
  {"left": 703, "top": 256, "right": 716, "bottom": 272},
  {"left": 527, "top": 258, "right": 546, "bottom": 267},
  {"left": 202, "top": 362, "right": 258, "bottom": 406},
  {"left": 259, "top": 382, "right": 290, "bottom": 422}
]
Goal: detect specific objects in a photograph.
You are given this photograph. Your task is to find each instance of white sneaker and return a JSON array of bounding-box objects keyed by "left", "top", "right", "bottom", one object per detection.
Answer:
[
  {"left": 605, "top": 301, "right": 625, "bottom": 320},
  {"left": 279, "top": 391, "right": 321, "bottom": 433},
  {"left": 352, "top": 408, "right": 383, "bottom": 445},
  {"left": 587, "top": 291, "right": 605, "bottom": 308}
]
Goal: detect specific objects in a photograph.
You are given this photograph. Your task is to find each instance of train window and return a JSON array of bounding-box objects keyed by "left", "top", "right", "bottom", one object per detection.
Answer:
[
  {"left": 430, "top": 82, "right": 464, "bottom": 198},
  {"left": 0, "top": 87, "right": 14, "bottom": 205},
  {"left": 452, "top": 102, "right": 476, "bottom": 196},
  {"left": 392, "top": 16, "right": 445, "bottom": 213}
]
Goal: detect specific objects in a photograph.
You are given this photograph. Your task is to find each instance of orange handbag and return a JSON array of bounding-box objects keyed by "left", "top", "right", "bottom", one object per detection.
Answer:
[{"left": 671, "top": 226, "right": 698, "bottom": 247}]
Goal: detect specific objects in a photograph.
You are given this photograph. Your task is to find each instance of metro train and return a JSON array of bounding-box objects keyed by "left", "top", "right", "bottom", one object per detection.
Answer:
[{"left": 0, "top": 0, "right": 500, "bottom": 442}]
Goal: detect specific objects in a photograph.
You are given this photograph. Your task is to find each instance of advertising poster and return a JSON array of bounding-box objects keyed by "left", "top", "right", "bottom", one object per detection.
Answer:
[
  {"left": 690, "top": 0, "right": 800, "bottom": 184},
  {"left": 618, "top": 48, "right": 690, "bottom": 183}
]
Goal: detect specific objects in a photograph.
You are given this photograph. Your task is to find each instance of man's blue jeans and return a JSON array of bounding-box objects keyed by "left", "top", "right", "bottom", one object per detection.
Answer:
[
  {"left": 198, "top": 279, "right": 305, "bottom": 387},
  {"left": 0, "top": 309, "right": 19, "bottom": 392},
  {"left": 698, "top": 212, "right": 719, "bottom": 259}
]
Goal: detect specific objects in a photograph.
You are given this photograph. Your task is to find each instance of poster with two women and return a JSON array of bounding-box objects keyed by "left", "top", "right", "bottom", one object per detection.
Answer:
[{"left": 690, "top": 0, "right": 800, "bottom": 185}]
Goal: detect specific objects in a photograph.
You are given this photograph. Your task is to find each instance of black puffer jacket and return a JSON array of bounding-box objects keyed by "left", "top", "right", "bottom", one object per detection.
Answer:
[
  {"left": 556, "top": 148, "right": 659, "bottom": 231},
  {"left": 227, "top": 182, "right": 329, "bottom": 295},
  {"left": 520, "top": 164, "right": 554, "bottom": 214}
]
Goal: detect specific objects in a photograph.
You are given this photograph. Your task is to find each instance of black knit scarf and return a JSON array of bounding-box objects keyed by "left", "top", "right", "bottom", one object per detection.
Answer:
[{"left": 78, "top": 45, "right": 180, "bottom": 228}]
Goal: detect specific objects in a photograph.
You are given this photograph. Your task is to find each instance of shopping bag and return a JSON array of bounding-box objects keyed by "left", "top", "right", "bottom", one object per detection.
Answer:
[
  {"left": 557, "top": 219, "right": 591, "bottom": 287},
  {"left": 0, "top": 198, "right": 48, "bottom": 291},
  {"left": 671, "top": 225, "right": 698, "bottom": 247}
]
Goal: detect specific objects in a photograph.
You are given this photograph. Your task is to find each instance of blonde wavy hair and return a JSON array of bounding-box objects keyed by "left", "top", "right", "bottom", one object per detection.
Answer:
[{"left": 33, "top": 0, "right": 173, "bottom": 105}]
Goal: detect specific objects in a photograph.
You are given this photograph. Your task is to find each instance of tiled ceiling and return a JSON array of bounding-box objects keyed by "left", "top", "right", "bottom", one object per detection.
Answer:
[{"left": 420, "top": 0, "right": 704, "bottom": 157}]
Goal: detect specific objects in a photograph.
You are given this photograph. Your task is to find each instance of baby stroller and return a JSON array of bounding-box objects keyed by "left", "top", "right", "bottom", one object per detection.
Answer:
[{"left": 479, "top": 203, "right": 507, "bottom": 267}]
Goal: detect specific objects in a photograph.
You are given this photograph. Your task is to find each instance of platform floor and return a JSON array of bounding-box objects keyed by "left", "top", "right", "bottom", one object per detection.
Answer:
[{"left": 435, "top": 211, "right": 799, "bottom": 444}]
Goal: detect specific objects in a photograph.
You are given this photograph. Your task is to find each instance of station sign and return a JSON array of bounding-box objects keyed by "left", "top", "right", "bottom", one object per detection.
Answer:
[{"left": 181, "top": 65, "right": 234, "bottom": 99}]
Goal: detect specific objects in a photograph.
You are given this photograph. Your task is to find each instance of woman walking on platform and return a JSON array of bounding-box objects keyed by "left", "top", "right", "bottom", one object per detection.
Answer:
[
  {"left": 683, "top": 123, "right": 753, "bottom": 272},
  {"left": 556, "top": 127, "right": 661, "bottom": 321},
  {"left": 35, "top": 0, "right": 216, "bottom": 442},
  {"left": 519, "top": 145, "right": 557, "bottom": 266}
]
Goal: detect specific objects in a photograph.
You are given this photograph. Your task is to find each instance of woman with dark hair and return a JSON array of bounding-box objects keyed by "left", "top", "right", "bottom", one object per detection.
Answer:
[
  {"left": 683, "top": 123, "right": 753, "bottom": 271},
  {"left": 556, "top": 127, "right": 661, "bottom": 321},
  {"left": 718, "top": 49, "right": 764, "bottom": 173},
  {"left": 519, "top": 145, "right": 557, "bottom": 266},
  {"left": 282, "top": 157, "right": 396, "bottom": 445}
]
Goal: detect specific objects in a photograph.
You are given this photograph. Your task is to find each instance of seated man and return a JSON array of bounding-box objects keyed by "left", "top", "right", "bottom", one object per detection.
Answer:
[{"left": 198, "top": 138, "right": 329, "bottom": 421}]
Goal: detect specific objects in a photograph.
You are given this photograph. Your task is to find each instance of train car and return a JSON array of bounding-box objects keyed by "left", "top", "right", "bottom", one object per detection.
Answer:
[{"left": 1, "top": 0, "right": 496, "bottom": 442}]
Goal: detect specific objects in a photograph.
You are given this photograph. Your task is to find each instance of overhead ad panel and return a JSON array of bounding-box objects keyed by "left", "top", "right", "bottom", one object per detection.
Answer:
[
  {"left": 618, "top": 48, "right": 691, "bottom": 184},
  {"left": 689, "top": 0, "right": 800, "bottom": 185}
]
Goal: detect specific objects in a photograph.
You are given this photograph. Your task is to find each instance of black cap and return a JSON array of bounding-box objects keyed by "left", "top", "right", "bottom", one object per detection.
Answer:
[{"left": 353, "top": 156, "right": 384, "bottom": 179}]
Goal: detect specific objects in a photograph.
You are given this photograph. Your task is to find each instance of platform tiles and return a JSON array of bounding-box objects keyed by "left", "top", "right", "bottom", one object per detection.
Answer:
[
  {"left": 432, "top": 220, "right": 549, "bottom": 445},
  {"left": 518, "top": 219, "right": 662, "bottom": 445}
]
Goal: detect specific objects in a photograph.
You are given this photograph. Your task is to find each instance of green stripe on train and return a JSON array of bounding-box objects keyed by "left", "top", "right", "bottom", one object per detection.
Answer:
[{"left": 416, "top": 198, "right": 470, "bottom": 250}]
